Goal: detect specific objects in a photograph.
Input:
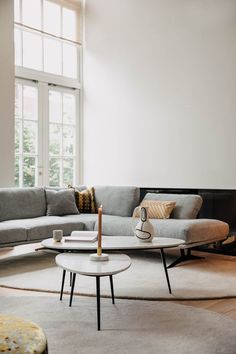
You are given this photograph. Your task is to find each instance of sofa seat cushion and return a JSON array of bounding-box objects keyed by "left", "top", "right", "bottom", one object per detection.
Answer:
[
  {"left": 94, "top": 186, "right": 140, "bottom": 217},
  {"left": 62, "top": 214, "right": 99, "bottom": 231},
  {"left": 6, "top": 216, "right": 84, "bottom": 241},
  {"left": 0, "top": 221, "right": 27, "bottom": 245},
  {"left": 95, "top": 215, "right": 134, "bottom": 236},
  {"left": 94, "top": 216, "right": 228, "bottom": 245},
  {"left": 150, "top": 218, "right": 229, "bottom": 244}
]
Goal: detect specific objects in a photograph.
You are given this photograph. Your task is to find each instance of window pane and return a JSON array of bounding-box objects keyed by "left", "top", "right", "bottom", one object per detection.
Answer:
[
  {"left": 49, "top": 124, "right": 61, "bottom": 155},
  {"left": 23, "top": 31, "right": 42, "bottom": 70},
  {"left": 63, "top": 126, "right": 74, "bottom": 155},
  {"left": 23, "top": 86, "right": 38, "bottom": 120},
  {"left": 23, "top": 156, "right": 36, "bottom": 187},
  {"left": 44, "top": 38, "right": 62, "bottom": 75},
  {"left": 15, "top": 84, "right": 22, "bottom": 119},
  {"left": 22, "top": 0, "right": 41, "bottom": 30},
  {"left": 15, "top": 119, "right": 21, "bottom": 154},
  {"left": 44, "top": 0, "right": 61, "bottom": 36},
  {"left": 15, "top": 155, "right": 20, "bottom": 187},
  {"left": 14, "top": 0, "right": 20, "bottom": 22},
  {"left": 63, "top": 43, "right": 77, "bottom": 78},
  {"left": 62, "top": 7, "right": 76, "bottom": 41},
  {"left": 49, "top": 91, "right": 62, "bottom": 123},
  {"left": 49, "top": 158, "right": 60, "bottom": 186},
  {"left": 63, "top": 158, "right": 74, "bottom": 186},
  {"left": 14, "top": 28, "right": 22, "bottom": 66},
  {"left": 63, "top": 93, "right": 75, "bottom": 124},
  {"left": 23, "top": 121, "right": 37, "bottom": 154}
]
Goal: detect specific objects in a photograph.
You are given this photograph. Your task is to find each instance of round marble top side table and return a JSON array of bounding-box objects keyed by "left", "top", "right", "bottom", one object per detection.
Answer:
[{"left": 56, "top": 253, "right": 131, "bottom": 331}]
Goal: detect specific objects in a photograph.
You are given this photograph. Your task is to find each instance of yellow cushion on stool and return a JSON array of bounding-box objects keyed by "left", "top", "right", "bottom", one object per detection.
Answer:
[{"left": 0, "top": 314, "right": 48, "bottom": 354}]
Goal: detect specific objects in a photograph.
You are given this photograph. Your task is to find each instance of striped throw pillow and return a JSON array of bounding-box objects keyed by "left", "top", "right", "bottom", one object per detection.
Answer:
[{"left": 133, "top": 200, "right": 176, "bottom": 219}]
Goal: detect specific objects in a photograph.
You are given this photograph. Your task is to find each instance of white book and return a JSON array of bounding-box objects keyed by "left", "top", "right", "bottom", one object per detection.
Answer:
[{"left": 64, "top": 231, "right": 98, "bottom": 243}]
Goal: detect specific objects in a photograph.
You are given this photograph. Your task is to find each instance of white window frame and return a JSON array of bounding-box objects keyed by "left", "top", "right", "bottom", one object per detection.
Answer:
[
  {"left": 15, "top": 78, "right": 40, "bottom": 187},
  {"left": 45, "top": 83, "right": 80, "bottom": 187},
  {"left": 14, "top": 0, "right": 82, "bottom": 187},
  {"left": 15, "top": 77, "right": 80, "bottom": 187}
]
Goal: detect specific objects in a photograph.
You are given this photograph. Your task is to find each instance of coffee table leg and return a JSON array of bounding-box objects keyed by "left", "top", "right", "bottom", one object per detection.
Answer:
[
  {"left": 96, "top": 276, "right": 101, "bottom": 331},
  {"left": 69, "top": 273, "right": 76, "bottom": 307},
  {"left": 160, "top": 248, "right": 172, "bottom": 294},
  {"left": 109, "top": 275, "right": 115, "bottom": 304},
  {"left": 60, "top": 269, "right": 66, "bottom": 300}
]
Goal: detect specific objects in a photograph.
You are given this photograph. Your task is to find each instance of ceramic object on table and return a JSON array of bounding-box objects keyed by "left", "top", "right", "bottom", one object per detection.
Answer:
[
  {"left": 53, "top": 229, "right": 63, "bottom": 242},
  {"left": 134, "top": 206, "right": 155, "bottom": 242}
]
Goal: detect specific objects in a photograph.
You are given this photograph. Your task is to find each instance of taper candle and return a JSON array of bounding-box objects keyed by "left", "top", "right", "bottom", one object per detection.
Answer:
[{"left": 97, "top": 205, "right": 102, "bottom": 256}]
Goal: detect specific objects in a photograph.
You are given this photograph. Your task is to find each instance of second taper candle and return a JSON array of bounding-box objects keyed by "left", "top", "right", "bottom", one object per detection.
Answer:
[{"left": 97, "top": 205, "right": 102, "bottom": 256}]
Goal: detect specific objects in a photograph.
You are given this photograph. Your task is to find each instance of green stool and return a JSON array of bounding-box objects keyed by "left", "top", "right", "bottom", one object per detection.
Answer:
[{"left": 0, "top": 314, "right": 48, "bottom": 354}]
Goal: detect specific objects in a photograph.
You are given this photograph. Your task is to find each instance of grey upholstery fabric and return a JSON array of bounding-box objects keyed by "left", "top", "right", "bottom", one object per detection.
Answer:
[
  {"left": 150, "top": 218, "right": 229, "bottom": 244},
  {"left": 94, "top": 186, "right": 140, "bottom": 217},
  {"left": 45, "top": 189, "right": 79, "bottom": 216},
  {"left": 0, "top": 187, "right": 46, "bottom": 222},
  {"left": 95, "top": 215, "right": 134, "bottom": 236},
  {"left": 10, "top": 216, "right": 84, "bottom": 241},
  {"left": 0, "top": 221, "right": 27, "bottom": 244},
  {"left": 94, "top": 215, "right": 228, "bottom": 244},
  {"left": 63, "top": 214, "right": 98, "bottom": 231},
  {"left": 144, "top": 193, "right": 203, "bottom": 219},
  {"left": 0, "top": 187, "right": 229, "bottom": 248}
]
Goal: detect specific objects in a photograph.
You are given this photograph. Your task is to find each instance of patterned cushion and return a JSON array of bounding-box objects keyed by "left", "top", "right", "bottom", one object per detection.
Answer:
[
  {"left": 74, "top": 187, "right": 96, "bottom": 213},
  {"left": 133, "top": 200, "right": 176, "bottom": 219}
]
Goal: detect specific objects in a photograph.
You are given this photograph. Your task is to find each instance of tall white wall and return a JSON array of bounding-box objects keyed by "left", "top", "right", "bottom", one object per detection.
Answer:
[
  {"left": 83, "top": 0, "right": 236, "bottom": 189},
  {"left": 0, "top": 0, "right": 15, "bottom": 187}
]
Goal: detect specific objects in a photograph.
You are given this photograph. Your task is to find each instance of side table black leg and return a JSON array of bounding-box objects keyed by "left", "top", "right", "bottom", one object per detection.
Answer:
[
  {"left": 109, "top": 275, "right": 115, "bottom": 304},
  {"left": 96, "top": 276, "right": 101, "bottom": 331},
  {"left": 70, "top": 272, "right": 72, "bottom": 287},
  {"left": 160, "top": 248, "right": 172, "bottom": 294},
  {"left": 60, "top": 269, "right": 66, "bottom": 300},
  {"left": 69, "top": 273, "right": 76, "bottom": 307}
]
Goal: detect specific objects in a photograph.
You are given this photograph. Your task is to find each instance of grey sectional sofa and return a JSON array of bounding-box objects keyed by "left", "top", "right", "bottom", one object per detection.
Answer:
[{"left": 0, "top": 186, "right": 229, "bottom": 256}]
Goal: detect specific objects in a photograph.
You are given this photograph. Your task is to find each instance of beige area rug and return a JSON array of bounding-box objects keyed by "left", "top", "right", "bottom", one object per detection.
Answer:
[
  {"left": 1, "top": 296, "right": 236, "bottom": 354},
  {"left": 0, "top": 250, "right": 236, "bottom": 300}
]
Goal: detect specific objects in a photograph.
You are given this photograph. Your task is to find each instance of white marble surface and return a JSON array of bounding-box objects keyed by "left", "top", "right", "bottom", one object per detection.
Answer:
[
  {"left": 55, "top": 253, "right": 131, "bottom": 276},
  {"left": 42, "top": 236, "right": 185, "bottom": 251}
]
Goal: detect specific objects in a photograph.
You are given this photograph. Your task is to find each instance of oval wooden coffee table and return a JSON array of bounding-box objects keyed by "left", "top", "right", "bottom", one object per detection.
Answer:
[
  {"left": 56, "top": 253, "right": 131, "bottom": 330},
  {"left": 42, "top": 236, "right": 185, "bottom": 294}
]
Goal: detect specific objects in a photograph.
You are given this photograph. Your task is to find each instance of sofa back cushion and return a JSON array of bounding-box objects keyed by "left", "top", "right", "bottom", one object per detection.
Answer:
[
  {"left": 94, "top": 186, "right": 140, "bottom": 217},
  {"left": 0, "top": 187, "right": 46, "bottom": 222},
  {"left": 144, "top": 193, "right": 203, "bottom": 219},
  {"left": 45, "top": 189, "right": 79, "bottom": 216}
]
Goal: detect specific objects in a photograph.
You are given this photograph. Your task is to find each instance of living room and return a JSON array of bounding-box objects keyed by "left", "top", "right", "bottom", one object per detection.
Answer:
[{"left": 1, "top": 0, "right": 236, "bottom": 353}]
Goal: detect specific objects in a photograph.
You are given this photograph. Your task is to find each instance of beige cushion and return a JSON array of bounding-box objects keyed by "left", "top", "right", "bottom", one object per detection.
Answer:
[{"left": 133, "top": 200, "right": 176, "bottom": 219}]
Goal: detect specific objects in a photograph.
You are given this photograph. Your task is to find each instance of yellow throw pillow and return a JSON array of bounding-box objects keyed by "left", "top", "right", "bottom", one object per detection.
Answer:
[
  {"left": 133, "top": 200, "right": 176, "bottom": 219},
  {"left": 74, "top": 187, "right": 96, "bottom": 213}
]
